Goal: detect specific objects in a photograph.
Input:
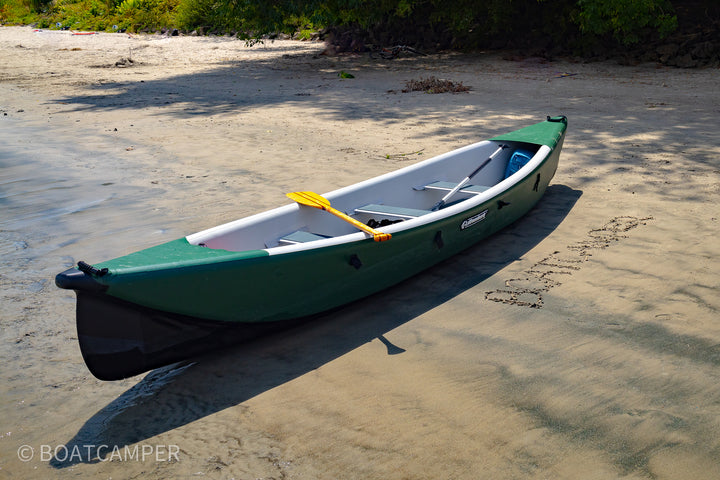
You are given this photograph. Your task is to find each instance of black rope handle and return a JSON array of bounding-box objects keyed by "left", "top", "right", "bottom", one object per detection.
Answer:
[
  {"left": 77, "top": 261, "right": 109, "bottom": 277},
  {"left": 547, "top": 115, "right": 568, "bottom": 123}
]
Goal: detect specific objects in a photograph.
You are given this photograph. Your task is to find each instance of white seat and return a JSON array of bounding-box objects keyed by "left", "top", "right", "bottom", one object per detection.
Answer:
[
  {"left": 278, "top": 231, "right": 328, "bottom": 245},
  {"left": 354, "top": 204, "right": 431, "bottom": 219}
]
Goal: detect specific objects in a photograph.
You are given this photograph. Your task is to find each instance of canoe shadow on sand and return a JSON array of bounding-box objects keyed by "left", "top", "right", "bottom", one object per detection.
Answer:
[{"left": 51, "top": 184, "right": 581, "bottom": 469}]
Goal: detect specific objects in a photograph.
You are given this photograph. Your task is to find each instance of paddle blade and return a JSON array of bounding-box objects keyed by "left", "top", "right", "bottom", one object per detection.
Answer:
[{"left": 287, "top": 191, "right": 330, "bottom": 210}]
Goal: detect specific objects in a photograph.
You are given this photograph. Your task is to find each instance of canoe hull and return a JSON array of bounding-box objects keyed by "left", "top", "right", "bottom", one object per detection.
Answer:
[
  {"left": 74, "top": 291, "right": 304, "bottom": 380},
  {"left": 57, "top": 117, "right": 567, "bottom": 380}
]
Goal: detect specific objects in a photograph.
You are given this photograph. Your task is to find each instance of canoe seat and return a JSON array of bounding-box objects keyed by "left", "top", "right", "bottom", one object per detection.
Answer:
[
  {"left": 423, "top": 181, "right": 491, "bottom": 194},
  {"left": 355, "top": 204, "right": 431, "bottom": 219},
  {"left": 278, "top": 231, "right": 329, "bottom": 245}
]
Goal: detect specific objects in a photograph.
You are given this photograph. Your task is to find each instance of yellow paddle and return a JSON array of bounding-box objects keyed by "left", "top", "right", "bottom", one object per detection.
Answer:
[{"left": 287, "top": 191, "right": 392, "bottom": 242}]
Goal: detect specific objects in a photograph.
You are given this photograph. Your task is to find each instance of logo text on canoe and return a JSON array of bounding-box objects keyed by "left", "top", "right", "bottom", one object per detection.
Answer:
[{"left": 461, "top": 209, "right": 488, "bottom": 230}]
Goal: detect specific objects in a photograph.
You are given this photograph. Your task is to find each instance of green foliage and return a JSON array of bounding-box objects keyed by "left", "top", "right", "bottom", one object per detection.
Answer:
[
  {"left": 0, "top": 0, "right": 680, "bottom": 50},
  {"left": 577, "top": 0, "right": 677, "bottom": 44},
  {"left": 48, "top": 0, "right": 109, "bottom": 29},
  {"left": 110, "top": 0, "right": 178, "bottom": 31},
  {"left": 0, "top": 0, "right": 45, "bottom": 24},
  {"left": 0, "top": 0, "right": 177, "bottom": 31},
  {"left": 174, "top": 0, "right": 214, "bottom": 30}
]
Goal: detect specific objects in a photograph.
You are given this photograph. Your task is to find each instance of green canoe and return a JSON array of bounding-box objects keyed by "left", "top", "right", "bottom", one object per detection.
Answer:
[{"left": 56, "top": 116, "right": 568, "bottom": 380}]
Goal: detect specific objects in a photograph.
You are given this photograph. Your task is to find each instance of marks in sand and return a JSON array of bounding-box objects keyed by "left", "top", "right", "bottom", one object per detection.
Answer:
[{"left": 486, "top": 216, "right": 654, "bottom": 308}]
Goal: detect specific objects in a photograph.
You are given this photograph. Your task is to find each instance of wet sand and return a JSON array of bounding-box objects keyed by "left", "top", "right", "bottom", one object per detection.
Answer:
[{"left": 1, "top": 26, "right": 719, "bottom": 479}]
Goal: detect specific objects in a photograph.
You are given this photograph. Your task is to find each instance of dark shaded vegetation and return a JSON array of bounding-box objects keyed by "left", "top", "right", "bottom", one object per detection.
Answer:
[
  {"left": 319, "top": 0, "right": 718, "bottom": 67},
  {"left": 1, "top": 0, "right": 718, "bottom": 66}
]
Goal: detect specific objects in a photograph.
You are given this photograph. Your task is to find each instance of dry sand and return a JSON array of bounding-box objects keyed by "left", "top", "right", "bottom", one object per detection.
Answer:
[{"left": 1, "top": 26, "right": 719, "bottom": 479}]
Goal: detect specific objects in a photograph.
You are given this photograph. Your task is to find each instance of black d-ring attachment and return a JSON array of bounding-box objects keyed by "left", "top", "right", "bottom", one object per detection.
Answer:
[
  {"left": 433, "top": 231, "right": 444, "bottom": 249},
  {"left": 349, "top": 254, "right": 363, "bottom": 270},
  {"left": 547, "top": 115, "right": 567, "bottom": 123}
]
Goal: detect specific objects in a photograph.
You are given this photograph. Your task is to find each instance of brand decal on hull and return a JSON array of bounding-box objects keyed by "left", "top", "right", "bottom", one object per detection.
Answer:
[{"left": 461, "top": 209, "right": 488, "bottom": 230}]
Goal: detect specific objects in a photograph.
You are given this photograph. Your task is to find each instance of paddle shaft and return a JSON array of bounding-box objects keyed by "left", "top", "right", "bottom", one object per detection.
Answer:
[
  {"left": 432, "top": 144, "right": 507, "bottom": 211},
  {"left": 324, "top": 204, "right": 392, "bottom": 241},
  {"left": 287, "top": 191, "right": 391, "bottom": 242}
]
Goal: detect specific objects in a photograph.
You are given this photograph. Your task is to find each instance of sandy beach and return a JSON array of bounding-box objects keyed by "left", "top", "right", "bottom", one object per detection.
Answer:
[{"left": 1, "top": 25, "right": 719, "bottom": 479}]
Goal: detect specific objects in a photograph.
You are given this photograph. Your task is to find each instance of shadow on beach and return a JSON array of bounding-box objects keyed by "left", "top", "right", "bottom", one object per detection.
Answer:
[{"left": 51, "top": 183, "right": 582, "bottom": 468}]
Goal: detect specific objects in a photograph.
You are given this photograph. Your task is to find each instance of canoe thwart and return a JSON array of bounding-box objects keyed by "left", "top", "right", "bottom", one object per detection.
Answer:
[
  {"left": 354, "top": 204, "right": 432, "bottom": 219},
  {"left": 423, "top": 181, "right": 491, "bottom": 194}
]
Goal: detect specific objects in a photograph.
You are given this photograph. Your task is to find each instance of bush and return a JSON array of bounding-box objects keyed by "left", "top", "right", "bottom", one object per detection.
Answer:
[
  {"left": 577, "top": 0, "right": 677, "bottom": 44},
  {"left": 110, "top": 0, "right": 179, "bottom": 31},
  {"left": 174, "top": 0, "right": 214, "bottom": 31},
  {"left": 0, "top": 0, "right": 43, "bottom": 24},
  {"left": 0, "top": 0, "right": 686, "bottom": 54}
]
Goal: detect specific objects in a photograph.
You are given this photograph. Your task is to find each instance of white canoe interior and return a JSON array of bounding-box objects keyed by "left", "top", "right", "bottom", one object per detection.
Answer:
[{"left": 186, "top": 141, "right": 551, "bottom": 255}]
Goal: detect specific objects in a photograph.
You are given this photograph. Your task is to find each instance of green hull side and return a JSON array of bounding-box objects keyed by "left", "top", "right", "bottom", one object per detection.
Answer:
[{"left": 94, "top": 119, "right": 565, "bottom": 323}]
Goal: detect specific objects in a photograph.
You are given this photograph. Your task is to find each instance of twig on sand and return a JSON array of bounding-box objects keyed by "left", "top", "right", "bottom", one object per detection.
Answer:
[{"left": 385, "top": 148, "right": 425, "bottom": 159}]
